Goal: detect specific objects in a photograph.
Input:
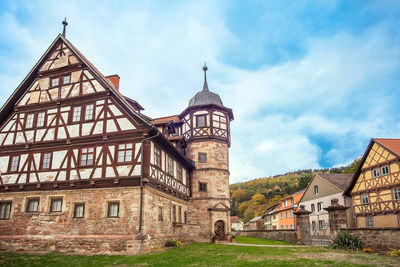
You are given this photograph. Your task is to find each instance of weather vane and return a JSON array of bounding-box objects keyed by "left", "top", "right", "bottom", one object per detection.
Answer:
[{"left": 62, "top": 18, "right": 68, "bottom": 37}]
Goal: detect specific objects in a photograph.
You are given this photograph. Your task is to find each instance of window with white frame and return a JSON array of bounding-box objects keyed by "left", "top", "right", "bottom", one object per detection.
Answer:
[
  {"left": 311, "top": 203, "right": 315, "bottom": 213},
  {"left": 319, "top": 220, "right": 326, "bottom": 229},
  {"left": 108, "top": 202, "right": 119, "bottom": 218},
  {"left": 50, "top": 198, "right": 62, "bottom": 212},
  {"left": 84, "top": 104, "right": 94, "bottom": 120},
  {"left": 74, "top": 203, "right": 85, "bottom": 218},
  {"left": 0, "top": 202, "right": 12, "bottom": 220},
  {"left": 196, "top": 115, "right": 206, "bottom": 127},
  {"left": 381, "top": 166, "right": 390, "bottom": 176},
  {"left": 41, "top": 152, "right": 52, "bottom": 169},
  {"left": 26, "top": 198, "right": 39, "bottom": 212},
  {"left": 51, "top": 77, "right": 59, "bottom": 87},
  {"left": 72, "top": 106, "right": 81, "bottom": 122},
  {"left": 361, "top": 194, "right": 369, "bottom": 205},
  {"left": 290, "top": 211, "right": 293, "bottom": 217},
  {"left": 393, "top": 188, "right": 400, "bottom": 201},
  {"left": 366, "top": 216, "right": 373, "bottom": 228},
  {"left": 117, "top": 144, "right": 133, "bottom": 163},
  {"left": 314, "top": 185, "right": 319, "bottom": 195},
  {"left": 317, "top": 202, "right": 323, "bottom": 211},
  {"left": 26, "top": 114, "right": 34, "bottom": 128},
  {"left": 373, "top": 168, "right": 380, "bottom": 178},
  {"left": 80, "top": 147, "right": 95, "bottom": 166},
  {"left": 9, "top": 155, "right": 20, "bottom": 172},
  {"left": 62, "top": 74, "right": 71, "bottom": 85},
  {"left": 37, "top": 112, "right": 46, "bottom": 127}
]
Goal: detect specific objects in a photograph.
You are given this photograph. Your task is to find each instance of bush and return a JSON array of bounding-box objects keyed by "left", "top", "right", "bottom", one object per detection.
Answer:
[
  {"left": 386, "top": 249, "right": 400, "bottom": 257},
  {"left": 331, "top": 231, "right": 364, "bottom": 250},
  {"left": 165, "top": 240, "right": 182, "bottom": 247}
]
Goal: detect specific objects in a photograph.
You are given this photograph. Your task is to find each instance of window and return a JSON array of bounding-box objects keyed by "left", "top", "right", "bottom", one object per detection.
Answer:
[
  {"left": 317, "top": 202, "right": 323, "bottom": 211},
  {"left": 80, "top": 147, "right": 95, "bottom": 166},
  {"left": 9, "top": 155, "right": 20, "bottom": 172},
  {"left": 178, "top": 206, "right": 182, "bottom": 223},
  {"left": 72, "top": 106, "right": 81, "bottom": 122},
  {"left": 51, "top": 77, "right": 59, "bottom": 87},
  {"left": 50, "top": 198, "right": 62, "bottom": 212},
  {"left": 199, "top": 182, "right": 207, "bottom": 192},
  {"left": 311, "top": 204, "right": 315, "bottom": 213},
  {"left": 154, "top": 147, "right": 161, "bottom": 168},
  {"left": 117, "top": 143, "right": 133, "bottom": 163},
  {"left": 62, "top": 75, "right": 71, "bottom": 85},
  {"left": 314, "top": 185, "right": 319, "bottom": 195},
  {"left": 284, "top": 200, "right": 287, "bottom": 206},
  {"left": 286, "top": 225, "right": 288, "bottom": 229},
  {"left": 319, "top": 220, "right": 326, "bottom": 229},
  {"left": 177, "top": 165, "right": 183, "bottom": 181},
  {"left": 312, "top": 221, "right": 316, "bottom": 230},
  {"left": 0, "top": 202, "right": 12, "bottom": 220},
  {"left": 280, "top": 213, "right": 283, "bottom": 219},
  {"left": 198, "top": 153, "right": 206, "bottom": 163},
  {"left": 281, "top": 225, "right": 283, "bottom": 230},
  {"left": 366, "top": 216, "right": 373, "bottom": 228},
  {"left": 273, "top": 215, "right": 276, "bottom": 219},
  {"left": 158, "top": 206, "right": 163, "bottom": 222},
  {"left": 381, "top": 166, "right": 390, "bottom": 176},
  {"left": 172, "top": 205, "right": 176, "bottom": 223},
  {"left": 290, "top": 211, "right": 293, "bottom": 217},
  {"left": 37, "top": 112, "right": 46, "bottom": 127},
  {"left": 84, "top": 104, "right": 94, "bottom": 121},
  {"left": 361, "top": 194, "right": 369, "bottom": 205},
  {"left": 285, "top": 212, "right": 287, "bottom": 218},
  {"left": 26, "top": 113, "right": 34, "bottom": 128},
  {"left": 290, "top": 224, "right": 294, "bottom": 229},
  {"left": 184, "top": 211, "right": 187, "bottom": 224},
  {"left": 196, "top": 115, "right": 206, "bottom": 127},
  {"left": 41, "top": 152, "right": 52, "bottom": 170},
  {"left": 108, "top": 202, "right": 119, "bottom": 217},
  {"left": 290, "top": 198, "right": 293, "bottom": 205},
  {"left": 74, "top": 203, "right": 85, "bottom": 218},
  {"left": 167, "top": 156, "right": 174, "bottom": 176},
  {"left": 26, "top": 198, "right": 39, "bottom": 212},
  {"left": 393, "top": 188, "right": 400, "bottom": 201},
  {"left": 373, "top": 168, "right": 380, "bottom": 178}
]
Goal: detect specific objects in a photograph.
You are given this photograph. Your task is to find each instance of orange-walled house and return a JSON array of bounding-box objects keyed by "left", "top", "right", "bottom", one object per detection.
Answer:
[{"left": 275, "top": 189, "right": 305, "bottom": 230}]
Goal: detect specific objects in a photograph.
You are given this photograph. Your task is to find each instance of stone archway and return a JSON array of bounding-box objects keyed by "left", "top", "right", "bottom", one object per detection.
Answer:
[{"left": 214, "top": 220, "right": 225, "bottom": 240}]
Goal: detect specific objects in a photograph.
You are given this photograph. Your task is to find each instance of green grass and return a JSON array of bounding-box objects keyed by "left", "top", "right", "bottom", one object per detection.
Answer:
[
  {"left": 235, "top": 236, "right": 296, "bottom": 245},
  {"left": 0, "top": 243, "right": 399, "bottom": 267}
]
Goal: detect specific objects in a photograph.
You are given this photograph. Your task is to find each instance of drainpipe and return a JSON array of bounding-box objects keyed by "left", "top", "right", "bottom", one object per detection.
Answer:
[{"left": 139, "top": 130, "right": 160, "bottom": 253}]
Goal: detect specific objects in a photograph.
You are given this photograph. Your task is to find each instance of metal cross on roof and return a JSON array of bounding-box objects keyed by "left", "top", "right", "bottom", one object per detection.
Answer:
[
  {"left": 202, "top": 62, "right": 209, "bottom": 92},
  {"left": 62, "top": 18, "right": 68, "bottom": 37}
]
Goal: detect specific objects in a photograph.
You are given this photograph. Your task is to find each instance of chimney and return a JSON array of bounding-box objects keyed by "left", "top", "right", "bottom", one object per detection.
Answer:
[{"left": 106, "top": 74, "right": 120, "bottom": 90}]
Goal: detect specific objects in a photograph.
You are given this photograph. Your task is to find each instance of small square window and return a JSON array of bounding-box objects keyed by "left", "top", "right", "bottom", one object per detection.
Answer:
[
  {"left": 50, "top": 198, "right": 62, "bottom": 212},
  {"left": 373, "top": 168, "right": 380, "bottom": 178},
  {"left": 314, "top": 185, "right": 319, "bottom": 195},
  {"left": 51, "top": 78, "right": 59, "bottom": 87},
  {"left": 108, "top": 202, "right": 119, "bottom": 218},
  {"left": 63, "top": 75, "right": 71, "bottom": 85},
  {"left": 26, "top": 198, "right": 39, "bottom": 212},
  {"left": 0, "top": 202, "right": 12, "bottom": 220},
  {"left": 117, "top": 143, "right": 133, "bottom": 163},
  {"left": 9, "top": 155, "right": 20, "bottom": 172},
  {"left": 74, "top": 203, "right": 85, "bottom": 218},
  {"left": 158, "top": 206, "right": 163, "bottom": 222},
  {"left": 381, "top": 166, "right": 390, "bottom": 176},
  {"left": 198, "top": 153, "right": 207, "bottom": 163},
  {"left": 366, "top": 216, "right": 373, "bottom": 228},
  {"left": 80, "top": 147, "right": 95, "bottom": 166},
  {"left": 196, "top": 115, "right": 206, "bottom": 127},
  {"left": 361, "top": 194, "right": 369, "bottom": 205},
  {"left": 199, "top": 182, "right": 207, "bottom": 192}
]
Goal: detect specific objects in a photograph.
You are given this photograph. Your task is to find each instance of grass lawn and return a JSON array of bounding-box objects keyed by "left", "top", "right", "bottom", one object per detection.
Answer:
[
  {"left": 235, "top": 236, "right": 295, "bottom": 245},
  {"left": 0, "top": 242, "right": 399, "bottom": 266}
]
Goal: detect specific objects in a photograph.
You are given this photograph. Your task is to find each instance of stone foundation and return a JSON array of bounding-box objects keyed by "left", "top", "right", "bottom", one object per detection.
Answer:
[{"left": 344, "top": 228, "right": 400, "bottom": 251}]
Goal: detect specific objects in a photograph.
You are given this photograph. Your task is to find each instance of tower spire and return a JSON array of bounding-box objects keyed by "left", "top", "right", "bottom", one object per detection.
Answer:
[
  {"left": 62, "top": 18, "right": 68, "bottom": 37},
  {"left": 202, "top": 62, "right": 209, "bottom": 92}
]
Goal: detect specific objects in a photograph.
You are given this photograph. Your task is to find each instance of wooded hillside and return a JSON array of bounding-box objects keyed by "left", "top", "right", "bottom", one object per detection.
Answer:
[{"left": 230, "top": 158, "right": 360, "bottom": 222}]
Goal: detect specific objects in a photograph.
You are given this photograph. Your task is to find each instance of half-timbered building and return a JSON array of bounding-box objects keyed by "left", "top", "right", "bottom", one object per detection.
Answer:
[
  {"left": 344, "top": 138, "right": 400, "bottom": 228},
  {"left": 0, "top": 31, "right": 233, "bottom": 253}
]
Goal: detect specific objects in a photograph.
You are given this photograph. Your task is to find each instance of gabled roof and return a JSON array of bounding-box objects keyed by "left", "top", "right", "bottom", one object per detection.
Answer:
[
  {"left": 319, "top": 173, "right": 353, "bottom": 191},
  {"left": 248, "top": 216, "right": 263, "bottom": 223},
  {"left": 344, "top": 138, "right": 400, "bottom": 195},
  {"left": 230, "top": 216, "right": 243, "bottom": 224}
]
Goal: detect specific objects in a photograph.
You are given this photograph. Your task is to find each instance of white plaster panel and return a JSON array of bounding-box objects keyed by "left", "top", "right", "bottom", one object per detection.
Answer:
[
  {"left": 48, "top": 88, "right": 59, "bottom": 100},
  {"left": 0, "top": 133, "right": 5, "bottom": 144},
  {"left": 132, "top": 165, "right": 141, "bottom": 176},
  {"left": 28, "top": 81, "right": 39, "bottom": 91},
  {"left": 92, "top": 80, "right": 105, "bottom": 92},
  {"left": 57, "top": 171, "right": 66, "bottom": 181},
  {"left": 95, "top": 106, "right": 102, "bottom": 118},
  {"left": 109, "top": 105, "right": 123, "bottom": 116},
  {"left": 57, "top": 127, "right": 66, "bottom": 139},
  {"left": 109, "top": 146, "right": 115, "bottom": 160},
  {"left": 52, "top": 151, "right": 67, "bottom": 169},
  {"left": 81, "top": 122, "right": 94, "bottom": 136},
  {"left": 99, "top": 113, "right": 104, "bottom": 119},
  {"left": 48, "top": 108, "right": 57, "bottom": 114},
  {"left": 67, "top": 125, "right": 79, "bottom": 138},
  {"left": 61, "top": 106, "right": 70, "bottom": 112},
  {"left": 106, "top": 120, "right": 117, "bottom": 132},
  {"left": 1, "top": 120, "right": 14, "bottom": 132},
  {"left": 16, "top": 132, "right": 25, "bottom": 143},
  {"left": 106, "top": 167, "right": 116, "bottom": 177},
  {"left": 73, "top": 149, "right": 78, "bottom": 159},
  {"left": 7, "top": 174, "right": 18, "bottom": 184},
  {"left": 39, "top": 91, "right": 49, "bottom": 102},
  {"left": 97, "top": 100, "right": 105, "bottom": 105},
  {"left": 33, "top": 153, "right": 40, "bottom": 166},
  {"left": 135, "top": 143, "right": 141, "bottom": 160},
  {"left": 18, "top": 174, "right": 26, "bottom": 184},
  {"left": 193, "top": 110, "right": 208, "bottom": 115},
  {"left": 93, "top": 168, "right": 102, "bottom": 179},
  {"left": 79, "top": 168, "right": 91, "bottom": 179},
  {"left": 71, "top": 70, "right": 82, "bottom": 83},
  {"left": 117, "top": 165, "right": 130, "bottom": 176},
  {"left": 61, "top": 112, "right": 68, "bottom": 122},
  {"left": 20, "top": 154, "right": 28, "bottom": 169},
  {"left": 38, "top": 78, "right": 49, "bottom": 90},
  {"left": 35, "top": 129, "right": 45, "bottom": 142},
  {"left": 18, "top": 93, "right": 30, "bottom": 106},
  {"left": 61, "top": 85, "right": 72, "bottom": 98},
  {"left": 93, "top": 121, "right": 103, "bottom": 135},
  {"left": 82, "top": 82, "right": 95, "bottom": 94},
  {"left": 84, "top": 70, "right": 93, "bottom": 79},
  {"left": 43, "top": 128, "right": 55, "bottom": 141},
  {"left": 70, "top": 169, "right": 79, "bottom": 180},
  {"left": 39, "top": 172, "right": 57, "bottom": 182},
  {"left": 0, "top": 156, "right": 9, "bottom": 172},
  {"left": 71, "top": 87, "right": 80, "bottom": 97},
  {"left": 4, "top": 133, "right": 14, "bottom": 145},
  {"left": 117, "top": 118, "right": 136, "bottom": 131}
]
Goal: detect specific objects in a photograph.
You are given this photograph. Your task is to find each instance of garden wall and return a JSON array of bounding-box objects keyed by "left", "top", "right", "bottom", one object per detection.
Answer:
[
  {"left": 232, "top": 230, "right": 297, "bottom": 244},
  {"left": 343, "top": 228, "right": 400, "bottom": 251}
]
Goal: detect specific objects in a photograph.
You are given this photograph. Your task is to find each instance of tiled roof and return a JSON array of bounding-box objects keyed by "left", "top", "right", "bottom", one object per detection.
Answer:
[
  {"left": 230, "top": 216, "right": 243, "bottom": 224},
  {"left": 153, "top": 115, "right": 181, "bottom": 124},
  {"left": 248, "top": 216, "right": 263, "bottom": 223},
  {"left": 375, "top": 138, "right": 400, "bottom": 157},
  {"left": 317, "top": 173, "right": 353, "bottom": 191}
]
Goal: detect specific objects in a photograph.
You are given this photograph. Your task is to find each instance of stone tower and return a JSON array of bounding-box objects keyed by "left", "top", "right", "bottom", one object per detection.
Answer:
[{"left": 180, "top": 64, "right": 234, "bottom": 241}]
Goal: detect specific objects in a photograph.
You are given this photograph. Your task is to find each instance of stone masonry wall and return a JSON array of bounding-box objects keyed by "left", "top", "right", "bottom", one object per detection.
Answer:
[
  {"left": 0, "top": 186, "right": 190, "bottom": 254},
  {"left": 344, "top": 228, "right": 400, "bottom": 251},
  {"left": 232, "top": 230, "right": 297, "bottom": 244}
]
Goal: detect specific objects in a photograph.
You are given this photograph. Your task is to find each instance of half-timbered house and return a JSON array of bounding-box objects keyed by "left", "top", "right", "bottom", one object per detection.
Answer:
[
  {"left": 344, "top": 138, "right": 400, "bottom": 228},
  {"left": 0, "top": 31, "right": 233, "bottom": 253}
]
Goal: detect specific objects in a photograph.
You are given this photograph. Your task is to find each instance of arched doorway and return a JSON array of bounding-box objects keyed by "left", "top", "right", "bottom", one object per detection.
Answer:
[{"left": 214, "top": 220, "right": 225, "bottom": 240}]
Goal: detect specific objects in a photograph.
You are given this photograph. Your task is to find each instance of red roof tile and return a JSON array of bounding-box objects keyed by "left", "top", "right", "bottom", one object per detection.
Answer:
[{"left": 375, "top": 138, "right": 400, "bottom": 157}]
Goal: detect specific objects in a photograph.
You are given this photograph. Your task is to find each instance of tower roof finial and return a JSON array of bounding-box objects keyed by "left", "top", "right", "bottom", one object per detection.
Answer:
[
  {"left": 62, "top": 18, "right": 68, "bottom": 37},
  {"left": 202, "top": 62, "right": 209, "bottom": 92}
]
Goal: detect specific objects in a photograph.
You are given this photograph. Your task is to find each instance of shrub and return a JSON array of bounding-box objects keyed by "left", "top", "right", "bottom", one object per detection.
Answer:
[
  {"left": 386, "top": 249, "right": 400, "bottom": 257},
  {"left": 165, "top": 240, "right": 182, "bottom": 247},
  {"left": 331, "top": 231, "right": 364, "bottom": 250}
]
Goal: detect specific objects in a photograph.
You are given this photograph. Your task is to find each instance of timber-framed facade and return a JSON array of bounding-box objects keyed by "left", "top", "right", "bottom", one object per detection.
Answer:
[{"left": 0, "top": 33, "right": 233, "bottom": 254}]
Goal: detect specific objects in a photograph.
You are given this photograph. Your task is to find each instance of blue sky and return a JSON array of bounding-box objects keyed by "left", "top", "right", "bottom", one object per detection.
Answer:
[{"left": 0, "top": 0, "right": 399, "bottom": 183}]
